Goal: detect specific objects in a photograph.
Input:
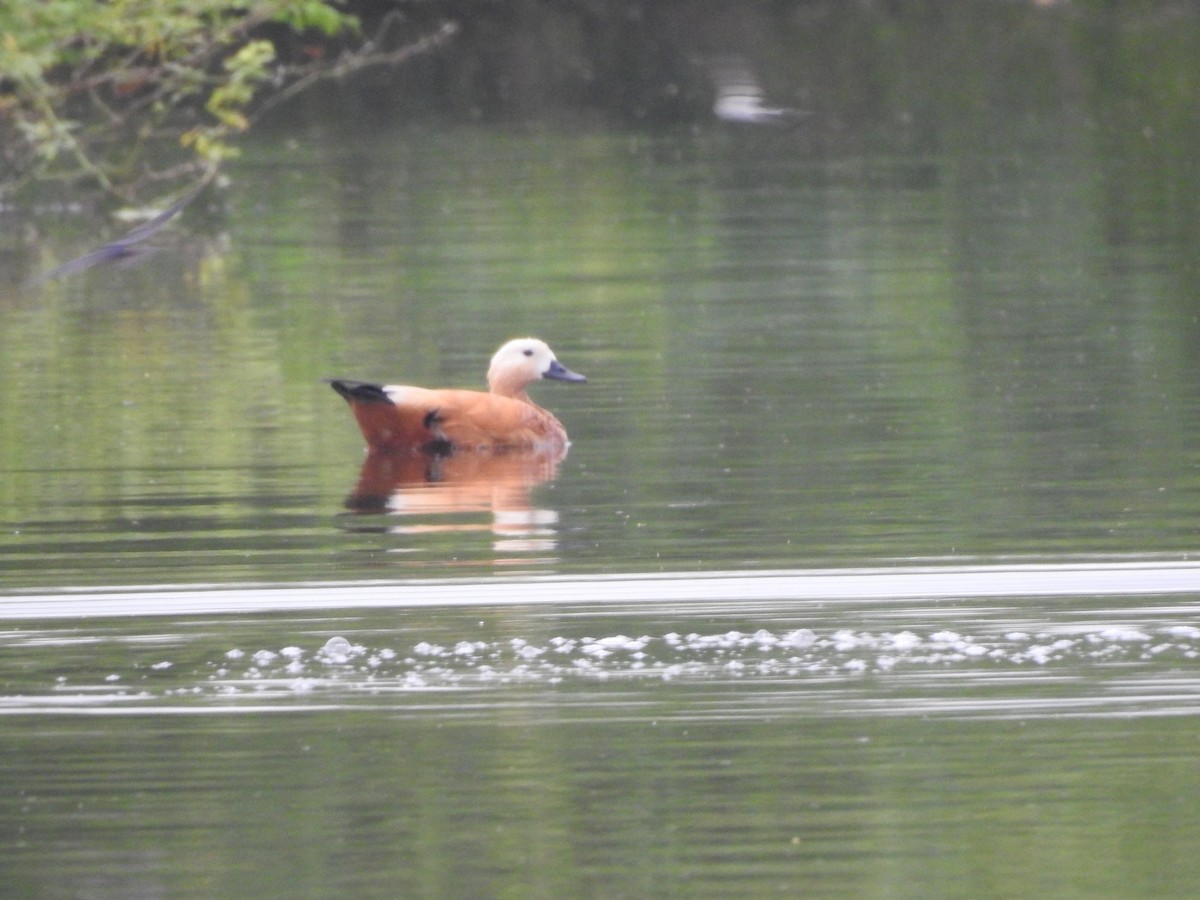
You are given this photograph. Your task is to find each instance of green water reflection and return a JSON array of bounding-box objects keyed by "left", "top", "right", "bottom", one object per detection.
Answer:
[
  {"left": 4, "top": 96, "right": 1200, "bottom": 585},
  {"left": 4, "top": 5, "right": 1200, "bottom": 895},
  {"left": 4, "top": 710, "right": 1199, "bottom": 897}
]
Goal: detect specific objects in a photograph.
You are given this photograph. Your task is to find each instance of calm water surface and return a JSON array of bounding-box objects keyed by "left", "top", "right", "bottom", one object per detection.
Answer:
[{"left": 5, "top": 5, "right": 1200, "bottom": 894}]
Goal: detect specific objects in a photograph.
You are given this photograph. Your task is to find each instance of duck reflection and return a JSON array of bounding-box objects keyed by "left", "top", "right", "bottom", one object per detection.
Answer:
[{"left": 343, "top": 448, "right": 565, "bottom": 556}]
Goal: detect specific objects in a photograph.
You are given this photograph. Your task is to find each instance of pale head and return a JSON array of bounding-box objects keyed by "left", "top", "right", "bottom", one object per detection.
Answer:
[{"left": 487, "top": 338, "right": 586, "bottom": 400}]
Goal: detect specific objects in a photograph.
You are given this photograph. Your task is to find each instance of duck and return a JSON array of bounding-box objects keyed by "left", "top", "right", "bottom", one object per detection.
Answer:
[{"left": 329, "top": 338, "right": 586, "bottom": 454}]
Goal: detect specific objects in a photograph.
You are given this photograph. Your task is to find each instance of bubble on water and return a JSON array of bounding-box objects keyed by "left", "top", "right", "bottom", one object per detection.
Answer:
[
  {"left": 1097, "top": 628, "right": 1151, "bottom": 642},
  {"left": 888, "top": 631, "right": 921, "bottom": 651},
  {"left": 832, "top": 630, "right": 861, "bottom": 651},
  {"left": 1022, "top": 646, "right": 1056, "bottom": 665},
  {"left": 781, "top": 629, "right": 817, "bottom": 648},
  {"left": 320, "top": 636, "right": 357, "bottom": 664},
  {"left": 1165, "top": 625, "right": 1200, "bottom": 639},
  {"left": 177, "top": 615, "right": 1200, "bottom": 701}
]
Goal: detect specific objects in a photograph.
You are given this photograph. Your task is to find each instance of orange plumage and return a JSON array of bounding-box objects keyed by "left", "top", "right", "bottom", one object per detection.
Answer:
[{"left": 329, "top": 338, "right": 585, "bottom": 454}]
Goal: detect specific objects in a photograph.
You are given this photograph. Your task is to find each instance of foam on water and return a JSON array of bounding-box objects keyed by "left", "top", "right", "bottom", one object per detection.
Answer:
[
  {"left": 87, "top": 622, "right": 1192, "bottom": 705},
  {"left": 4, "top": 563, "right": 1199, "bottom": 719}
]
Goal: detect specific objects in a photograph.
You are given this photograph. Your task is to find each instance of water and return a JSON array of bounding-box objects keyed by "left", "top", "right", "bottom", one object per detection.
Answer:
[
  {"left": 7, "top": 123, "right": 1196, "bottom": 583},
  {"left": 5, "top": 580, "right": 1200, "bottom": 897},
  {"left": 5, "top": 4, "right": 1200, "bottom": 895}
]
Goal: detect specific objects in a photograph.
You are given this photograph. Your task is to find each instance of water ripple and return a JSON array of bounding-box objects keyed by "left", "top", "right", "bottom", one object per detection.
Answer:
[{"left": 4, "top": 559, "right": 1200, "bottom": 620}]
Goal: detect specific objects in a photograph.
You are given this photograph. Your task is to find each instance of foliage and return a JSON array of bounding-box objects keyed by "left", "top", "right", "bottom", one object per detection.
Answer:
[{"left": 0, "top": 0, "right": 455, "bottom": 195}]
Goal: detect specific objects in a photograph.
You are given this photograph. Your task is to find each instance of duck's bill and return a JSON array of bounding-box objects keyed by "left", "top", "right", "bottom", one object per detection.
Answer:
[{"left": 545, "top": 360, "right": 587, "bottom": 383}]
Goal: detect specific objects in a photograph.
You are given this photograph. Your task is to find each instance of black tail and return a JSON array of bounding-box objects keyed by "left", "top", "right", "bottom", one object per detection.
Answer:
[{"left": 326, "top": 379, "right": 392, "bottom": 404}]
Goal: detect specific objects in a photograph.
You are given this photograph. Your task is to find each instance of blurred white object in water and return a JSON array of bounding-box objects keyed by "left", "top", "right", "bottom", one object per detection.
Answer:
[{"left": 709, "top": 55, "right": 807, "bottom": 124}]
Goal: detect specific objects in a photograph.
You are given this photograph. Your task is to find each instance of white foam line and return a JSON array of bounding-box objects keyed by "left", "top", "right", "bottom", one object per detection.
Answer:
[{"left": 3, "top": 561, "right": 1200, "bottom": 620}]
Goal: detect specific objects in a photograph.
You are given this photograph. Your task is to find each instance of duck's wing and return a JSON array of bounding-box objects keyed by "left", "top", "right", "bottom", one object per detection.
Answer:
[{"left": 426, "top": 390, "right": 569, "bottom": 452}]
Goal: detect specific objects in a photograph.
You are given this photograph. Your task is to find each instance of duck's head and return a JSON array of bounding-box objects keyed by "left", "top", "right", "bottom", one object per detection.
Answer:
[{"left": 487, "top": 338, "right": 586, "bottom": 398}]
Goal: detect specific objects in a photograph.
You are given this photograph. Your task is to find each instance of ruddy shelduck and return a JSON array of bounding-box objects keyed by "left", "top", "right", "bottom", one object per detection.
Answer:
[{"left": 329, "top": 338, "right": 585, "bottom": 454}]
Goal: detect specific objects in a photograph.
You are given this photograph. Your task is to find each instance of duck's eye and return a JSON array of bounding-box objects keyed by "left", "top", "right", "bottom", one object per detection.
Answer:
[{"left": 523, "top": 348, "right": 534, "bottom": 357}]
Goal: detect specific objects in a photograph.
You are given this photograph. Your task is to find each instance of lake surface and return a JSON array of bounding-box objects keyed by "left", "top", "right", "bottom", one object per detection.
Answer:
[{"left": 5, "top": 3, "right": 1200, "bottom": 896}]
